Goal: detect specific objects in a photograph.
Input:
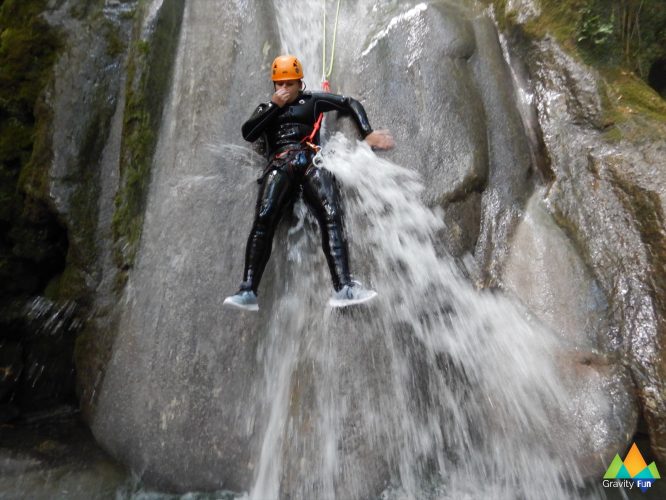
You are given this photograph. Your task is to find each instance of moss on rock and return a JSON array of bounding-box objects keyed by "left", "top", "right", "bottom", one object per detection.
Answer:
[
  {"left": 1, "top": 0, "right": 141, "bottom": 415},
  {"left": 111, "top": 0, "right": 185, "bottom": 281},
  {"left": 487, "top": 0, "right": 666, "bottom": 136},
  {"left": 0, "top": 0, "right": 64, "bottom": 313}
]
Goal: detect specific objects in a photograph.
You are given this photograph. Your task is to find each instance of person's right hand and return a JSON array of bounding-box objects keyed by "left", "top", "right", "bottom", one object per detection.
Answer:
[
  {"left": 271, "top": 88, "right": 290, "bottom": 108},
  {"left": 365, "top": 129, "right": 395, "bottom": 150}
]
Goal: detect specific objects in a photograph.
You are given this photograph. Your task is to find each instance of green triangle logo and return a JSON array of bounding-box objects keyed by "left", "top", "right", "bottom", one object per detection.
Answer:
[
  {"left": 604, "top": 454, "right": 624, "bottom": 479},
  {"left": 649, "top": 462, "right": 661, "bottom": 479}
]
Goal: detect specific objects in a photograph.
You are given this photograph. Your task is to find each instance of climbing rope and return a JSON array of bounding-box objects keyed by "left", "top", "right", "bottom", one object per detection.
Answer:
[
  {"left": 301, "top": 0, "right": 340, "bottom": 153},
  {"left": 303, "top": 0, "right": 342, "bottom": 151},
  {"left": 321, "top": 0, "right": 342, "bottom": 86}
]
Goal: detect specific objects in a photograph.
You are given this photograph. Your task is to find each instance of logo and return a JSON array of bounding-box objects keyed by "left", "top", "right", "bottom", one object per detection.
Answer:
[{"left": 603, "top": 442, "right": 660, "bottom": 492}]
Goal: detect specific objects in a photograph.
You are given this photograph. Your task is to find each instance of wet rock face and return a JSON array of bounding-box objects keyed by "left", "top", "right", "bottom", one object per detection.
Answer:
[
  {"left": 497, "top": 17, "right": 666, "bottom": 467},
  {"left": 468, "top": 16, "right": 534, "bottom": 284},
  {"left": 337, "top": 2, "right": 488, "bottom": 213},
  {"left": 82, "top": 0, "right": 661, "bottom": 497},
  {"left": 535, "top": 44, "right": 666, "bottom": 465},
  {"left": 40, "top": 0, "right": 140, "bottom": 303},
  {"left": 0, "top": 0, "right": 137, "bottom": 417},
  {"left": 89, "top": 0, "right": 536, "bottom": 494},
  {"left": 503, "top": 193, "right": 639, "bottom": 473},
  {"left": 85, "top": 0, "right": 628, "bottom": 495},
  {"left": 555, "top": 351, "right": 639, "bottom": 477},
  {"left": 0, "top": 411, "right": 129, "bottom": 499},
  {"left": 334, "top": 1, "right": 535, "bottom": 270},
  {"left": 504, "top": 193, "right": 608, "bottom": 351},
  {"left": 90, "top": 0, "right": 278, "bottom": 493}
]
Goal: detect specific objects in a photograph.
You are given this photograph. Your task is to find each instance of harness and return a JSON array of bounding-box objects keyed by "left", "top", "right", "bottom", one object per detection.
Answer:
[
  {"left": 257, "top": 0, "right": 341, "bottom": 184},
  {"left": 257, "top": 145, "right": 317, "bottom": 184}
]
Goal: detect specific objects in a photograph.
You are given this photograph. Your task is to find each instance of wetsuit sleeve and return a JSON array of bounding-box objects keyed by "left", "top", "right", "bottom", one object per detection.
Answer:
[
  {"left": 241, "top": 102, "right": 280, "bottom": 142},
  {"left": 313, "top": 93, "right": 374, "bottom": 138}
]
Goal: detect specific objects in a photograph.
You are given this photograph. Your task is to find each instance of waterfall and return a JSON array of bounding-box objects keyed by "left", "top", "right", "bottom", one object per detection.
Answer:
[
  {"left": 90, "top": 2, "right": 616, "bottom": 498},
  {"left": 242, "top": 124, "right": 597, "bottom": 498},
  {"left": 225, "top": 2, "right": 603, "bottom": 499}
]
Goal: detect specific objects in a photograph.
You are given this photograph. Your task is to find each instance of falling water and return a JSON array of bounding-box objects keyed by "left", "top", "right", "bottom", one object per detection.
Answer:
[
  {"left": 225, "top": 1, "right": 605, "bottom": 499},
  {"left": 240, "top": 126, "right": 602, "bottom": 499}
]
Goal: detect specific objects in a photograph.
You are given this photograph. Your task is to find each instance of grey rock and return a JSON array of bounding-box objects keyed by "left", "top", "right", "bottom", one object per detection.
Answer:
[
  {"left": 74, "top": 0, "right": 665, "bottom": 496},
  {"left": 0, "top": 414, "right": 129, "bottom": 500},
  {"left": 89, "top": 1, "right": 505, "bottom": 495},
  {"left": 45, "top": 0, "right": 134, "bottom": 226},
  {"left": 504, "top": 0, "right": 541, "bottom": 24},
  {"left": 335, "top": 1, "right": 488, "bottom": 212},
  {"left": 501, "top": 31, "right": 666, "bottom": 465},
  {"left": 504, "top": 193, "right": 607, "bottom": 349},
  {"left": 469, "top": 16, "right": 534, "bottom": 286},
  {"left": 90, "top": 0, "right": 279, "bottom": 493},
  {"left": 440, "top": 190, "right": 482, "bottom": 258},
  {"left": 503, "top": 193, "right": 638, "bottom": 474},
  {"left": 553, "top": 351, "right": 638, "bottom": 478}
]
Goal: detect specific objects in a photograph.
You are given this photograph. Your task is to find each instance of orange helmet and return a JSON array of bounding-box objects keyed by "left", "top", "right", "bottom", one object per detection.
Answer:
[{"left": 271, "top": 55, "right": 303, "bottom": 81}]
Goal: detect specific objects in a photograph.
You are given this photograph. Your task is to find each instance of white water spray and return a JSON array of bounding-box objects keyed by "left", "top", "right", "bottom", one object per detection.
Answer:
[
  {"left": 244, "top": 130, "right": 594, "bottom": 499},
  {"left": 243, "top": 1, "right": 600, "bottom": 498}
]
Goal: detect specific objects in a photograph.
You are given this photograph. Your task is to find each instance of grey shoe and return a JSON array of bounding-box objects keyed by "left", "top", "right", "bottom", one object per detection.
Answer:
[
  {"left": 223, "top": 290, "right": 259, "bottom": 311},
  {"left": 328, "top": 281, "right": 378, "bottom": 308}
]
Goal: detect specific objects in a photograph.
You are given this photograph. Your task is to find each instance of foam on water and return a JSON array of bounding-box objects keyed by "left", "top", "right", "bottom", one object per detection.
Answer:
[
  {"left": 241, "top": 134, "right": 596, "bottom": 499},
  {"left": 236, "top": 1, "right": 601, "bottom": 497}
]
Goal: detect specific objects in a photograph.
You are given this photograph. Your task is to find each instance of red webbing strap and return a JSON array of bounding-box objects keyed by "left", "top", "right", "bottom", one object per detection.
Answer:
[{"left": 302, "top": 79, "right": 331, "bottom": 147}]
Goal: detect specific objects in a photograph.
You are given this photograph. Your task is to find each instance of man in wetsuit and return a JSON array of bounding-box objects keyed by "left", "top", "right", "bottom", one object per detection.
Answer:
[{"left": 223, "top": 55, "right": 394, "bottom": 311}]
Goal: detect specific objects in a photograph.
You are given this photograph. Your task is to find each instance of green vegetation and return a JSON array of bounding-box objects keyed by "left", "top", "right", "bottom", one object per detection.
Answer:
[
  {"left": 104, "top": 18, "right": 127, "bottom": 58},
  {"left": 488, "top": 0, "right": 666, "bottom": 133},
  {"left": 519, "top": 0, "right": 666, "bottom": 79},
  {"left": 111, "top": 35, "right": 156, "bottom": 275},
  {"left": 0, "top": 0, "right": 64, "bottom": 310},
  {"left": 0, "top": 0, "right": 59, "bottom": 199},
  {"left": 111, "top": 0, "right": 184, "bottom": 280},
  {"left": 576, "top": 3, "right": 615, "bottom": 49},
  {"left": 604, "top": 68, "right": 666, "bottom": 124}
]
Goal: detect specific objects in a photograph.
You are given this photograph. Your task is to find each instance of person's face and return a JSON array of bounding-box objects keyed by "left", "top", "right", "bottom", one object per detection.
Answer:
[{"left": 274, "top": 79, "right": 301, "bottom": 103}]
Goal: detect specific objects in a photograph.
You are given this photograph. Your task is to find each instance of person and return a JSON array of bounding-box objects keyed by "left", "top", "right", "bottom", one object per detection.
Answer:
[{"left": 223, "top": 55, "right": 394, "bottom": 311}]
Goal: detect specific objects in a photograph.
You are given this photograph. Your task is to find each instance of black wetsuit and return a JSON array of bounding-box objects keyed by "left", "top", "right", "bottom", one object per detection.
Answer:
[{"left": 238, "top": 91, "right": 374, "bottom": 294}]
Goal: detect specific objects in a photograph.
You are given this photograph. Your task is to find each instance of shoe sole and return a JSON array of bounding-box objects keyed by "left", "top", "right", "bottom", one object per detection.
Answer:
[
  {"left": 328, "top": 290, "right": 378, "bottom": 308},
  {"left": 223, "top": 297, "right": 259, "bottom": 312}
]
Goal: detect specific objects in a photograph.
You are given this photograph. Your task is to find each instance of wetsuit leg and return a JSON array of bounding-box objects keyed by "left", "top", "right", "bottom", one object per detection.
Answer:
[
  {"left": 241, "top": 167, "right": 294, "bottom": 293},
  {"left": 301, "top": 166, "right": 352, "bottom": 291}
]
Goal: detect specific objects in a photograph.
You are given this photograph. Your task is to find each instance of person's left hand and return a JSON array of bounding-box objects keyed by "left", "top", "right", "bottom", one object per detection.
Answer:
[{"left": 365, "top": 129, "right": 395, "bottom": 150}]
